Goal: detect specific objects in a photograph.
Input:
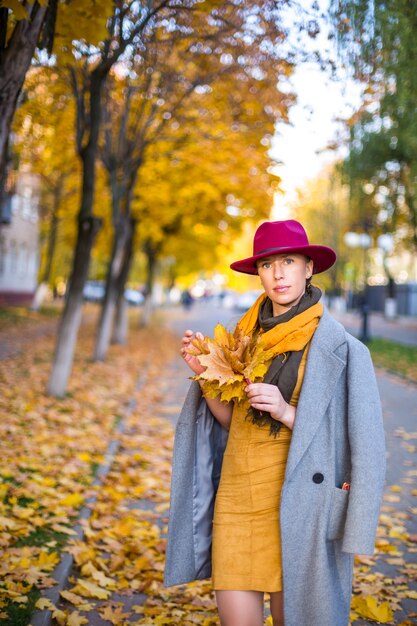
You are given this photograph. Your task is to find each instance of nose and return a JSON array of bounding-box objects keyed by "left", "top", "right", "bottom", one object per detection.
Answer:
[{"left": 273, "top": 261, "right": 284, "bottom": 280}]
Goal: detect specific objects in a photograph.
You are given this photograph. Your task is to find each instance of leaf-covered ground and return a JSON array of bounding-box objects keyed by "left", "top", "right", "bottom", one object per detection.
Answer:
[{"left": 1, "top": 308, "right": 416, "bottom": 625}]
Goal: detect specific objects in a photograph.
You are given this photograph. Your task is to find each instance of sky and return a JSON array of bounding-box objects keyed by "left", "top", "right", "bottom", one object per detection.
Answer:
[{"left": 270, "top": 1, "right": 362, "bottom": 219}]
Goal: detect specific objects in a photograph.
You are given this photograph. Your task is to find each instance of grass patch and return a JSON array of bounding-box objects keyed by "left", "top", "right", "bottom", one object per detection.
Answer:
[
  {"left": 0, "top": 589, "right": 41, "bottom": 626},
  {"left": 113, "top": 414, "right": 123, "bottom": 427},
  {"left": 0, "top": 304, "right": 61, "bottom": 329},
  {"left": 368, "top": 337, "right": 417, "bottom": 383},
  {"left": 14, "top": 526, "right": 69, "bottom": 549},
  {"left": 0, "top": 307, "right": 35, "bottom": 325},
  {"left": 38, "top": 305, "right": 62, "bottom": 318}
]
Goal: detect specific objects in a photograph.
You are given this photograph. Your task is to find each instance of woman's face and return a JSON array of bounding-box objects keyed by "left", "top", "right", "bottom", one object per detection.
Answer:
[{"left": 256, "top": 253, "right": 313, "bottom": 316}]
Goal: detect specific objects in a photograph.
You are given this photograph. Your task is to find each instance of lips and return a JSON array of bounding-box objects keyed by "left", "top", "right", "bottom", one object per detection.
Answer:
[{"left": 274, "top": 286, "right": 290, "bottom": 292}]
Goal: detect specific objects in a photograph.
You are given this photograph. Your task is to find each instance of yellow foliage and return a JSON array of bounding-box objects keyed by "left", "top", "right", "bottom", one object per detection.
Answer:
[
  {"left": 350, "top": 595, "right": 394, "bottom": 623},
  {"left": 67, "top": 612, "right": 89, "bottom": 626},
  {"left": 59, "top": 493, "right": 85, "bottom": 507},
  {"left": 0, "top": 0, "right": 27, "bottom": 20},
  {"left": 71, "top": 579, "right": 111, "bottom": 600},
  {"left": 188, "top": 323, "right": 271, "bottom": 403}
]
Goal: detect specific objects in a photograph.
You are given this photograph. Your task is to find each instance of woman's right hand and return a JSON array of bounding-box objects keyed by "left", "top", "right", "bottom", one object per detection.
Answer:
[{"left": 180, "top": 329, "right": 206, "bottom": 375}]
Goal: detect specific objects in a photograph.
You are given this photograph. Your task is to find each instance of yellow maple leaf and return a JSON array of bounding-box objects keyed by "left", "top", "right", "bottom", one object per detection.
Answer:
[
  {"left": 99, "top": 604, "right": 131, "bottom": 623},
  {"left": 59, "top": 589, "right": 94, "bottom": 609},
  {"left": 71, "top": 579, "right": 110, "bottom": 600},
  {"left": 59, "top": 493, "right": 85, "bottom": 507},
  {"left": 13, "top": 595, "right": 28, "bottom": 604},
  {"left": 35, "top": 597, "right": 56, "bottom": 611},
  {"left": 12, "top": 505, "right": 35, "bottom": 519},
  {"left": 67, "top": 611, "right": 88, "bottom": 626},
  {"left": 188, "top": 324, "right": 275, "bottom": 403},
  {"left": 0, "top": 515, "right": 17, "bottom": 529},
  {"left": 351, "top": 595, "right": 393, "bottom": 623},
  {"left": 36, "top": 550, "right": 59, "bottom": 569},
  {"left": 81, "top": 562, "right": 115, "bottom": 588}
]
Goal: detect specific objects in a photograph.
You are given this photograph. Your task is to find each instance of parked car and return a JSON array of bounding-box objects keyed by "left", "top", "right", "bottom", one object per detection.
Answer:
[
  {"left": 83, "top": 281, "right": 105, "bottom": 302},
  {"left": 124, "top": 288, "right": 144, "bottom": 306}
]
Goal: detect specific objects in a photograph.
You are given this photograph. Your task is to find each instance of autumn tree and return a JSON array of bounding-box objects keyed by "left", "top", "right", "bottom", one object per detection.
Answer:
[
  {"left": 0, "top": 0, "right": 55, "bottom": 200},
  {"left": 330, "top": 0, "right": 417, "bottom": 250},
  {"left": 290, "top": 164, "right": 350, "bottom": 293},
  {"left": 130, "top": 71, "right": 280, "bottom": 316},
  {"left": 47, "top": 0, "right": 196, "bottom": 396},
  {"left": 12, "top": 67, "right": 81, "bottom": 307},
  {"left": 93, "top": 2, "right": 293, "bottom": 359}
]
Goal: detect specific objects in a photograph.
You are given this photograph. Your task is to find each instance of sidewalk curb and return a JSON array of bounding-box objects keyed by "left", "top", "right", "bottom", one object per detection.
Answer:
[{"left": 29, "top": 367, "right": 149, "bottom": 626}]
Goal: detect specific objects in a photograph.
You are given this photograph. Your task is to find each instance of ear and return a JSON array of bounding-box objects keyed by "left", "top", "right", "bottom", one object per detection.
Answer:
[{"left": 306, "top": 258, "right": 314, "bottom": 278}]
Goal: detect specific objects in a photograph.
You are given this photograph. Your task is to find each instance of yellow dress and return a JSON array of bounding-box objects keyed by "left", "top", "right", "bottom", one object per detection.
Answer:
[{"left": 212, "top": 346, "right": 309, "bottom": 592}]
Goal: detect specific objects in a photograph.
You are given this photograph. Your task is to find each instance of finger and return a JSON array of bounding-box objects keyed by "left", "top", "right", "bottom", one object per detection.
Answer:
[
  {"left": 245, "top": 383, "right": 269, "bottom": 394},
  {"left": 196, "top": 331, "right": 204, "bottom": 340},
  {"left": 250, "top": 402, "right": 274, "bottom": 412},
  {"left": 184, "top": 329, "right": 194, "bottom": 337},
  {"left": 248, "top": 395, "right": 273, "bottom": 407},
  {"left": 246, "top": 389, "right": 275, "bottom": 401}
]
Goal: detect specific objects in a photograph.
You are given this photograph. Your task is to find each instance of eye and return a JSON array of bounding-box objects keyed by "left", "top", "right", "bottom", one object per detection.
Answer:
[
  {"left": 261, "top": 261, "right": 272, "bottom": 269},
  {"left": 284, "top": 257, "right": 294, "bottom": 264}
]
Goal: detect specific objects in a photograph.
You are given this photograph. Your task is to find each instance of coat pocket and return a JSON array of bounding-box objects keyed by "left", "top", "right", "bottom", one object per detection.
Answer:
[{"left": 327, "top": 487, "right": 349, "bottom": 540}]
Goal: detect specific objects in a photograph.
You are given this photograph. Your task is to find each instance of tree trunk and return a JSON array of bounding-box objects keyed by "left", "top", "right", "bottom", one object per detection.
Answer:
[
  {"left": 141, "top": 242, "right": 158, "bottom": 328},
  {"left": 47, "top": 216, "right": 101, "bottom": 397},
  {"left": 113, "top": 296, "right": 128, "bottom": 345},
  {"left": 48, "top": 67, "right": 106, "bottom": 395},
  {"left": 31, "top": 193, "right": 60, "bottom": 310},
  {"left": 94, "top": 219, "right": 129, "bottom": 360},
  {"left": 113, "top": 218, "right": 136, "bottom": 345},
  {"left": 42, "top": 193, "right": 60, "bottom": 284},
  {"left": 0, "top": 3, "right": 48, "bottom": 184}
]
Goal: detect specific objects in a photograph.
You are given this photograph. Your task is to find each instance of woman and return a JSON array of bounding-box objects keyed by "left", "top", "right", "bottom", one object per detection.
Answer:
[{"left": 164, "top": 220, "right": 386, "bottom": 626}]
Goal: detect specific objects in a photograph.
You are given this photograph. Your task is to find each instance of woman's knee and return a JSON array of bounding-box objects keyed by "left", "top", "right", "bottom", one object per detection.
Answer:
[{"left": 215, "top": 590, "right": 264, "bottom": 626}]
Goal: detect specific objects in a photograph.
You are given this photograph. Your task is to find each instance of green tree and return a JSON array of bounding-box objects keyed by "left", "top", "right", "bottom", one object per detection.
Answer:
[{"left": 330, "top": 0, "right": 417, "bottom": 250}]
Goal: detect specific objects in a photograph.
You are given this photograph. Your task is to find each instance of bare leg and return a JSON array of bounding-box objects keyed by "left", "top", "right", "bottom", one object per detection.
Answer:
[
  {"left": 215, "top": 590, "right": 264, "bottom": 626},
  {"left": 270, "top": 591, "right": 284, "bottom": 626}
]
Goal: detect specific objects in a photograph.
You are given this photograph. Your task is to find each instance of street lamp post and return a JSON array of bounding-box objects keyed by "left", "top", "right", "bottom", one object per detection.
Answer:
[
  {"left": 344, "top": 231, "right": 372, "bottom": 344},
  {"left": 377, "top": 233, "right": 396, "bottom": 319}
]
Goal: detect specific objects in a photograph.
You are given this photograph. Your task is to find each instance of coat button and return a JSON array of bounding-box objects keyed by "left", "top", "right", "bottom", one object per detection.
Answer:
[{"left": 312, "top": 473, "right": 324, "bottom": 484}]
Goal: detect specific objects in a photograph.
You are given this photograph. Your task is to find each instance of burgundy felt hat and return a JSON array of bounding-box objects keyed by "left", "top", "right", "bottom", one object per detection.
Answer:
[{"left": 230, "top": 220, "right": 336, "bottom": 275}]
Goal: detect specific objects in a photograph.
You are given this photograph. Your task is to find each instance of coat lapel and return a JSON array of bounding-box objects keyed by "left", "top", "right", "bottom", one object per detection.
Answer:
[{"left": 284, "top": 309, "right": 347, "bottom": 480}]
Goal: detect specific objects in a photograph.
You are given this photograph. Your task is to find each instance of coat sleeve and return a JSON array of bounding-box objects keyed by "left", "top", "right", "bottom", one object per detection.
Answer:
[
  {"left": 164, "top": 382, "right": 228, "bottom": 587},
  {"left": 342, "top": 338, "right": 386, "bottom": 554}
]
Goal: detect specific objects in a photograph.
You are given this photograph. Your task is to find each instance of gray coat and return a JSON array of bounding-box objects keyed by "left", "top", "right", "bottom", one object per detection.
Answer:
[{"left": 164, "top": 309, "right": 386, "bottom": 626}]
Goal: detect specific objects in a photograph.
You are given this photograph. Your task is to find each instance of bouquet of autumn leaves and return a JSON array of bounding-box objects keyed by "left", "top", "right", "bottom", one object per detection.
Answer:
[{"left": 186, "top": 323, "right": 275, "bottom": 404}]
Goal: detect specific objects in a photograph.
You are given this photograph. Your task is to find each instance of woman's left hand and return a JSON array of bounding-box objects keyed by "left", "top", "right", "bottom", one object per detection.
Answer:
[{"left": 245, "top": 382, "right": 296, "bottom": 430}]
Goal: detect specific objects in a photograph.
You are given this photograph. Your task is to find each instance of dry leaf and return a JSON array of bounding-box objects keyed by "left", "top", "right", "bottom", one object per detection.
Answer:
[{"left": 351, "top": 595, "right": 394, "bottom": 622}]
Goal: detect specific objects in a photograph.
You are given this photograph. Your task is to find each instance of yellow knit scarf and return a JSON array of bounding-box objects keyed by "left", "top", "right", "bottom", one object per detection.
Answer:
[{"left": 237, "top": 292, "right": 323, "bottom": 362}]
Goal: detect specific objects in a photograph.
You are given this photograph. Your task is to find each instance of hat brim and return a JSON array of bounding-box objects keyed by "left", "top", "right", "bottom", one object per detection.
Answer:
[{"left": 230, "top": 245, "right": 336, "bottom": 275}]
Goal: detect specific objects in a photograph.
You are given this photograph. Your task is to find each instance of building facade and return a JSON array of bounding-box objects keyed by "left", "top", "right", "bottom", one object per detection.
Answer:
[{"left": 0, "top": 168, "right": 40, "bottom": 306}]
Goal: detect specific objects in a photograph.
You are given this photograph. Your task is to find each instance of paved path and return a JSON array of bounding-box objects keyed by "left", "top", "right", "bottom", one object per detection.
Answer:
[{"left": 332, "top": 308, "right": 417, "bottom": 347}]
